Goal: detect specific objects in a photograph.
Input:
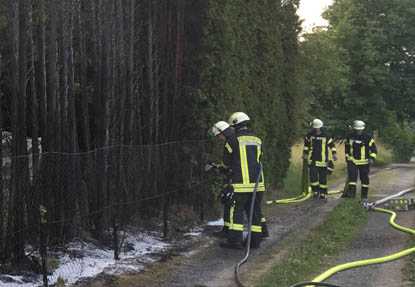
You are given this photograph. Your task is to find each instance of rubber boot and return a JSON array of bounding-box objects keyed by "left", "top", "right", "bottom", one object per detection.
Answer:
[
  {"left": 349, "top": 185, "right": 356, "bottom": 198},
  {"left": 261, "top": 222, "right": 269, "bottom": 238},
  {"left": 361, "top": 187, "right": 369, "bottom": 201},
  {"left": 246, "top": 233, "right": 261, "bottom": 249}
]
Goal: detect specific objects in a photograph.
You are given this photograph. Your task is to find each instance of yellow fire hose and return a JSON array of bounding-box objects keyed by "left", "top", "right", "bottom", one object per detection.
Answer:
[
  {"left": 241, "top": 155, "right": 414, "bottom": 287},
  {"left": 266, "top": 188, "right": 342, "bottom": 205},
  {"left": 266, "top": 159, "right": 342, "bottom": 206},
  {"left": 266, "top": 189, "right": 312, "bottom": 205},
  {"left": 293, "top": 206, "right": 415, "bottom": 287}
]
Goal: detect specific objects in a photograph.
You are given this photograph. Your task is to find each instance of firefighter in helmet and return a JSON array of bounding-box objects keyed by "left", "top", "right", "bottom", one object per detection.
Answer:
[
  {"left": 217, "top": 112, "right": 266, "bottom": 249},
  {"left": 208, "top": 121, "right": 236, "bottom": 238},
  {"left": 343, "top": 120, "right": 377, "bottom": 207},
  {"left": 303, "top": 119, "right": 337, "bottom": 199}
]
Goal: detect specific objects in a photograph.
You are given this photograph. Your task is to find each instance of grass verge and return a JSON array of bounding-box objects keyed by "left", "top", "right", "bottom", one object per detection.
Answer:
[{"left": 256, "top": 199, "right": 368, "bottom": 287}]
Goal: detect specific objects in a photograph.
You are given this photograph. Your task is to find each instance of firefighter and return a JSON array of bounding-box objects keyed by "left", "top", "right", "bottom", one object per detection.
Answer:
[
  {"left": 343, "top": 120, "right": 377, "bottom": 207},
  {"left": 217, "top": 112, "right": 265, "bottom": 249},
  {"left": 228, "top": 112, "right": 269, "bottom": 239},
  {"left": 303, "top": 119, "right": 337, "bottom": 199},
  {"left": 208, "top": 121, "right": 236, "bottom": 238}
]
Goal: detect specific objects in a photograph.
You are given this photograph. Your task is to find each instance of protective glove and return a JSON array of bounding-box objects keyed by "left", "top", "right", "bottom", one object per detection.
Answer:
[
  {"left": 204, "top": 162, "right": 219, "bottom": 172},
  {"left": 220, "top": 185, "right": 234, "bottom": 204},
  {"left": 204, "top": 162, "right": 214, "bottom": 172}
]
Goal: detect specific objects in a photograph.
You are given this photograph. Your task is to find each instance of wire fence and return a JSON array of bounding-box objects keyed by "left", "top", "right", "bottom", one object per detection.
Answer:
[{"left": 0, "top": 138, "right": 223, "bottom": 287}]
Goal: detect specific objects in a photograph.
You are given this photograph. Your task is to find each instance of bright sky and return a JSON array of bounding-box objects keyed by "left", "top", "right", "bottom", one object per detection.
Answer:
[{"left": 298, "top": 0, "right": 333, "bottom": 32}]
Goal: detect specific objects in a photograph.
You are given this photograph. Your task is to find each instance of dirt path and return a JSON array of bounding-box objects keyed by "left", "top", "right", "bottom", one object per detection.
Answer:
[
  {"left": 325, "top": 164, "right": 415, "bottom": 287},
  {"left": 109, "top": 164, "right": 415, "bottom": 287},
  {"left": 115, "top": 177, "right": 348, "bottom": 287}
]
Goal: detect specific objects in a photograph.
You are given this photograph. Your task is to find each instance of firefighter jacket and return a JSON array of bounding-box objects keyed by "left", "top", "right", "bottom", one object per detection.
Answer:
[
  {"left": 220, "top": 128, "right": 236, "bottom": 181},
  {"left": 226, "top": 127, "right": 265, "bottom": 193},
  {"left": 345, "top": 133, "right": 377, "bottom": 165},
  {"left": 303, "top": 130, "right": 336, "bottom": 167}
]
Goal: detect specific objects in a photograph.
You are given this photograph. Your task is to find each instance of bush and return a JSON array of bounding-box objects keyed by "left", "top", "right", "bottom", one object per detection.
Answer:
[{"left": 381, "top": 123, "right": 415, "bottom": 163}]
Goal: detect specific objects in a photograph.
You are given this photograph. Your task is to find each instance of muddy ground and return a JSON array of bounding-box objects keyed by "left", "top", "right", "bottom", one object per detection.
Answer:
[
  {"left": 83, "top": 163, "right": 415, "bottom": 287},
  {"left": 326, "top": 164, "right": 415, "bottom": 287}
]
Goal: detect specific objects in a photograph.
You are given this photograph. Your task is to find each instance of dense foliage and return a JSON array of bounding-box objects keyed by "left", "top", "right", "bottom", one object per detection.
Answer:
[
  {"left": 200, "top": 0, "right": 303, "bottom": 185},
  {"left": 0, "top": 0, "right": 303, "bottom": 268},
  {"left": 302, "top": 0, "right": 415, "bottom": 159}
]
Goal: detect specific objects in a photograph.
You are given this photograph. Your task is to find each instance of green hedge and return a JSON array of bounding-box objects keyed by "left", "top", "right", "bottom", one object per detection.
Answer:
[{"left": 199, "top": 0, "right": 303, "bottom": 187}]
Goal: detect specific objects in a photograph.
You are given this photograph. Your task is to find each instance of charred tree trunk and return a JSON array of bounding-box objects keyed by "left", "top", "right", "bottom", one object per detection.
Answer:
[
  {"left": 47, "top": 0, "right": 60, "bottom": 240},
  {"left": 0, "top": 53, "right": 3, "bottom": 262},
  {"left": 27, "top": 0, "right": 40, "bottom": 246}
]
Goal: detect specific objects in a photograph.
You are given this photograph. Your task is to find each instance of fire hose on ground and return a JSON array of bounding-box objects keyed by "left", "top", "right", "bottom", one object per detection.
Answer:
[
  {"left": 235, "top": 181, "right": 415, "bottom": 287},
  {"left": 290, "top": 187, "right": 415, "bottom": 287}
]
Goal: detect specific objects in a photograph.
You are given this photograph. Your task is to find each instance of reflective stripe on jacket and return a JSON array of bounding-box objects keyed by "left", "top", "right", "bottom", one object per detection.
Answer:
[
  {"left": 345, "top": 133, "right": 377, "bottom": 165},
  {"left": 230, "top": 128, "right": 266, "bottom": 193},
  {"left": 303, "top": 131, "right": 336, "bottom": 167}
]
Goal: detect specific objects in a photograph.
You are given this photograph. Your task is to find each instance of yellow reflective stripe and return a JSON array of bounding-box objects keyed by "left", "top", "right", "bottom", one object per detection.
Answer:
[
  {"left": 320, "top": 184, "right": 328, "bottom": 188},
  {"left": 370, "top": 153, "right": 377, "bottom": 158},
  {"left": 360, "top": 145, "right": 366, "bottom": 161},
  {"left": 304, "top": 146, "right": 309, "bottom": 151},
  {"left": 321, "top": 138, "right": 326, "bottom": 163},
  {"left": 251, "top": 225, "right": 262, "bottom": 233},
  {"left": 315, "top": 161, "right": 328, "bottom": 167},
  {"left": 232, "top": 182, "right": 265, "bottom": 188},
  {"left": 328, "top": 138, "right": 333, "bottom": 145},
  {"left": 239, "top": 145, "right": 250, "bottom": 184},
  {"left": 353, "top": 159, "right": 369, "bottom": 165},
  {"left": 350, "top": 140, "right": 354, "bottom": 158},
  {"left": 231, "top": 224, "right": 244, "bottom": 231},
  {"left": 224, "top": 222, "right": 231, "bottom": 227},
  {"left": 237, "top": 136, "right": 262, "bottom": 145},
  {"left": 232, "top": 183, "right": 266, "bottom": 192},
  {"left": 310, "top": 182, "right": 319, "bottom": 186},
  {"left": 369, "top": 139, "right": 375, "bottom": 146},
  {"left": 348, "top": 182, "right": 357, "bottom": 186},
  {"left": 362, "top": 184, "right": 369, "bottom": 188},
  {"left": 225, "top": 143, "right": 232, "bottom": 153}
]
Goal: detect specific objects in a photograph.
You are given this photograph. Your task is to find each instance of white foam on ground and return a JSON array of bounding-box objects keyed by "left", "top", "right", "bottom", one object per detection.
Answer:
[
  {"left": 207, "top": 218, "right": 224, "bottom": 226},
  {"left": 1, "top": 232, "right": 169, "bottom": 287}
]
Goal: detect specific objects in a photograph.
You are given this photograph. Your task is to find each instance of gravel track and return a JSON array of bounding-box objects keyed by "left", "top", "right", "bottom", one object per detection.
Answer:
[
  {"left": 326, "top": 164, "right": 415, "bottom": 287},
  {"left": 105, "top": 164, "right": 415, "bottom": 287}
]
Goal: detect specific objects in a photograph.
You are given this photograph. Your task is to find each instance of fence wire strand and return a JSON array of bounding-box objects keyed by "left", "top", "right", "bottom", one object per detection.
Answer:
[{"left": 0, "top": 139, "right": 222, "bottom": 287}]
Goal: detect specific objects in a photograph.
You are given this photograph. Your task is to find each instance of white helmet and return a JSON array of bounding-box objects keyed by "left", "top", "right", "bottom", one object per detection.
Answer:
[
  {"left": 228, "top": 112, "right": 250, "bottom": 126},
  {"left": 353, "top": 120, "right": 365, "bottom": 130},
  {"left": 211, "top": 121, "right": 230, "bottom": 136},
  {"left": 311, "top": 118, "right": 323, "bottom": 129}
]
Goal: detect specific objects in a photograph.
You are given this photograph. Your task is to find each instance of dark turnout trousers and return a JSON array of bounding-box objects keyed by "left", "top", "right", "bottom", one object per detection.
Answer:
[
  {"left": 348, "top": 163, "right": 370, "bottom": 199},
  {"left": 227, "top": 193, "right": 262, "bottom": 248},
  {"left": 309, "top": 165, "right": 328, "bottom": 195}
]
